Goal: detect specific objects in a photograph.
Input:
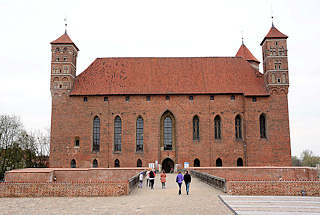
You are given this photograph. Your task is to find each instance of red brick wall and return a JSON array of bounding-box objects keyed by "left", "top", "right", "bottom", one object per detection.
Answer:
[
  {"left": 5, "top": 168, "right": 145, "bottom": 183},
  {"left": 5, "top": 169, "right": 53, "bottom": 183},
  {"left": 0, "top": 182, "right": 128, "bottom": 197},
  {"left": 190, "top": 167, "right": 318, "bottom": 181},
  {"left": 49, "top": 93, "right": 291, "bottom": 168},
  {"left": 227, "top": 181, "right": 320, "bottom": 196}
]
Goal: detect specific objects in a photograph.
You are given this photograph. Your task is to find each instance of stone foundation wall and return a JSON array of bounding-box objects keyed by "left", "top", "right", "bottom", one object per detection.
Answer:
[
  {"left": 0, "top": 182, "right": 128, "bottom": 197},
  {"left": 226, "top": 181, "right": 320, "bottom": 196}
]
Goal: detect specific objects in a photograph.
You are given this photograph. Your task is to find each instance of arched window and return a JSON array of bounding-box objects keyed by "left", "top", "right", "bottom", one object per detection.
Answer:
[
  {"left": 194, "top": 158, "right": 200, "bottom": 167},
  {"left": 114, "top": 116, "right": 122, "bottom": 152},
  {"left": 235, "top": 115, "right": 242, "bottom": 139},
  {"left": 214, "top": 115, "right": 221, "bottom": 139},
  {"left": 216, "top": 158, "right": 222, "bottom": 167},
  {"left": 260, "top": 114, "right": 267, "bottom": 138},
  {"left": 282, "top": 73, "right": 286, "bottom": 83},
  {"left": 93, "top": 116, "right": 100, "bottom": 152},
  {"left": 161, "top": 111, "right": 175, "bottom": 151},
  {"left": 136, "top": 117, "right": 144, "bottom": 152},
  {"left": 272, "top": 74, "right": 276, "bottom": 83},
  {"left": 137, "top": 159, "right": 142, "bottom": 167},
  {"left": 237, "top": 158, "right": 243, "bottom": 166},
  {"left": 71, "top": 159, "right": 76, "bottom": 168},
  {"left": 193, "top": 115, "right": 200, "bottom": 141},
  {"left": 114, "top": 159, "right": 120, "bottom": 168},
  {"left": 92, "top": 159, "right": 98, "bottom": 168}
]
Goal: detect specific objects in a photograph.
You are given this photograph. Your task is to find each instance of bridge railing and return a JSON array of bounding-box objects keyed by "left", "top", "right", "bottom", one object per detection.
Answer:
[
  {"left": 190, "top": 170, "right": 226, "bottom": 192},
  {"left": 128, "top": 170, "right": 146, "bottom": 193}
]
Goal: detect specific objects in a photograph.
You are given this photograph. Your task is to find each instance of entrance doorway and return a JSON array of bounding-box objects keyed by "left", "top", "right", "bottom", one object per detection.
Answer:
[{"left": 162, "top": 158, "right": 174, "bottom": 173}]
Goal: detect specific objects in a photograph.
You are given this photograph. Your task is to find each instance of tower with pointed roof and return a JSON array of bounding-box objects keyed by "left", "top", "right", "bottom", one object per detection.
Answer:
[
  {"left": 50, "top": 32, "right": 79, "bottom": 95},
  {"left": 236, "top": 42, "right": 260, "bottom": 70},
  {"left": 260, "top": 24, "right": 289, "bottom": 94}
]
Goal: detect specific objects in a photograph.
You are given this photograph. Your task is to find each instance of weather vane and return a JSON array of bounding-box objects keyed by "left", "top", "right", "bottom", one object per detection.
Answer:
[
  {"left": 241, "top": 30, "right": 244, "bottom": 45},
  {"left": 64, "top": 17, "right": 67, "bottom": 34}
]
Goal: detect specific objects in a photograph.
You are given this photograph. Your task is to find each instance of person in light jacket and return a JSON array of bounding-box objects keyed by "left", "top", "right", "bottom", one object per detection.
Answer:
[{"left": 176, "top": 171, "right": 184, "bottom": 195}]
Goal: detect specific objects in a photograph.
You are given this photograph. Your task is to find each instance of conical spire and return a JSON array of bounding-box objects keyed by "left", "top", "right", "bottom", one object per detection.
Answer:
[{"left": 236, "top": 43, "right": 260, "bottom": 63}]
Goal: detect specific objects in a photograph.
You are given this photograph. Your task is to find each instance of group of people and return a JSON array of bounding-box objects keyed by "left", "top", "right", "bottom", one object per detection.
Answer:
[{"left": 138, "top": 169, "right": 192, "bottom": 195}]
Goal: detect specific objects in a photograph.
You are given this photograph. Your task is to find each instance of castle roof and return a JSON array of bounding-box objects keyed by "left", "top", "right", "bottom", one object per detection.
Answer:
[
  {"left": 235, "top": 44, "right": 260, "bottom": 63},
  {"left": 70, "top": 57, "right": 268, "bottom": 96},
  {"left": 51, "top": 32, "right": 79, "bottom": 51},
  {"left": 260, "top": 25, "right": 288, "bottom": 45}
]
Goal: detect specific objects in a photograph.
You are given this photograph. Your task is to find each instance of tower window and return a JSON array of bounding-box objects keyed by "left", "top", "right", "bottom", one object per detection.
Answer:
[
  {"left": 189, "top": 96, "right": 193, "bottom": 101},
  {"left": 125, "top": 96, "right": 130, "bottom": 102},
  {"left": 235, "top": 115, "right": 242, "bottom": 139},
  {"left": 63, "top": 57, "right": 67, "bottom": 61},
  {"left": 277, "top": 78, "right": 281, "bottom": 83},
  {"left": 275, "top": 41, "right": 278, "bottom": 46},
  {"left": 193, "top": 115, "right": 200, "bottom": 141},
  {"left": 74, "top": 137, "right": 80, "bottom": 147},
  {"left": 84, "top": 97, "right": 88, "bottom": 102},
  {"left": 56, "top": 57, "right": 60, "bottom": 62},
  {"left": 104, "top": 96, "right": 108, "bottom": 102},
  {"left": 146, "top": 96, "right": 151, "bottom": 101},
  {"left": 252, "top": 97, "right": 257, "bottom": 102},
  {"left": 231, "top": 95, "right": 235, "bottom": 100},
  {"left": 210, "top": 95, "right": 214, "bottom": 100},
  {"left": 166, "top": 95, "right": 170, "bottom": 100}
]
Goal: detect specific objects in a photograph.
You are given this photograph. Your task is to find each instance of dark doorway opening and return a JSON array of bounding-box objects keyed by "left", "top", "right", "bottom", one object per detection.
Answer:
[
  {"left": 237, "top": 158, "right": 243, "bottom": 166},
  {"left": 114, "top": 159, "right": 120, "bottom": 167},
  {"left": 194, "top": 158, "right": 200, "bottom": 167},
  {"left": 137, "top": 159, "right": 142, "bottom": 167},
  {"left": 216, "top": 158, "right": 222, "bottom": 167},
  {"left": 162, "top": 158, "right": 174, "bottom": 173}
]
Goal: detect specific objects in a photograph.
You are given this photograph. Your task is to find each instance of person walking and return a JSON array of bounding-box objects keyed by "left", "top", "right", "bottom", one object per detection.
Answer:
[
  {"left": 176, "top": 171, "right": 184, "bottom": 195},
  {"left": 149, "top": 170, "right": 155, "bottom": 189},
  {"left": 139, "top": 172, "right": 144, "bottom": 188},
  {"left": 160, "top": 170, "right": 166, "bottom": 189},
  {"left": 146, "top": 170, "right": 150, "bottom": 187},
  {"left": 184, "top": 170, "right": 191, "bottom": 195}
]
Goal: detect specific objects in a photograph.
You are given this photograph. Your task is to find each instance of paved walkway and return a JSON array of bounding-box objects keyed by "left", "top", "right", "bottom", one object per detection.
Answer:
[
  {"left": 0, "top": 173, "right": 231, "bottom": 215},
  {"left": 219, "top": 195, "right": 320, "bottom": 215}
]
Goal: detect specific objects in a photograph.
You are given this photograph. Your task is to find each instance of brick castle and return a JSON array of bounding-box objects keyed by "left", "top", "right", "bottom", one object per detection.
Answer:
[{"left": 49, "top": 24, "right": 291, "bottom": 171}]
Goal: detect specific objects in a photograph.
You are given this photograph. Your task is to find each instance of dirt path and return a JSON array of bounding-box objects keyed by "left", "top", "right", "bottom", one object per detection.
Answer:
[{"left": 0, "top": 173, "right": 232, "bottom": 215}]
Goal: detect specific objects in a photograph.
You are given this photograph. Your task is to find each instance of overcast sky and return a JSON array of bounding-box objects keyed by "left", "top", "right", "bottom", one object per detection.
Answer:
[{"left": 1, "top": 0, "right": 319, "bottom": 157}]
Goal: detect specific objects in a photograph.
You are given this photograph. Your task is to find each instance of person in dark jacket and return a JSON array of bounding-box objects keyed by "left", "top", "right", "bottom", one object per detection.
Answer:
[
  {"left": 184, "top": 171, "right": 192, "bottom": 195},
  {"left": 149, "top": 170, "right": 155, "bottom": 189}
]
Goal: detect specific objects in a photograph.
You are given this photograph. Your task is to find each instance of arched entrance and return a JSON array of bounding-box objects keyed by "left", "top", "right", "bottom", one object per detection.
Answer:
[
  {"left": 162, "top": 158, "right": 174, "bottom": 173},
  {"left": 194, "top": 158, "right": 200, "bottom": 167}
]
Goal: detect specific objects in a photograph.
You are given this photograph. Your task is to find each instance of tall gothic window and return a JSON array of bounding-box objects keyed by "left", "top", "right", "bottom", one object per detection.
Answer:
[
  {"left": 235, "top": 115, "right": 242, "bottom": 139},
  {"left": 136, "top": 117, "right": 144, "bottom": 152},
  {"left": 260, "top": 114, "right": 267, "bottom": 138},
  {"left": 193, "top": 115, "right": 200, "bottom": 141},
  {"left": 164, "top": 116, "right": 173, "bottom": 150},
  {"left": 214, "top": 115, "right": 221, "bottom": 139},
  {"left": 93, "top": 116, "right": 100, "bottom": 152},
  {"left": 114, "top": 116, "right": 122, "bottom": 152}
]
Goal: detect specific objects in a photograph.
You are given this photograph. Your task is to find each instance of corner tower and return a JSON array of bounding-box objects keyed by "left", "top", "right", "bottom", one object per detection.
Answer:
[
  {"left": 50, "top": 32, "right": 79, "bottom": 95},
  {"left": 260, "top": 24, "right": 289, "bottom": 94}
]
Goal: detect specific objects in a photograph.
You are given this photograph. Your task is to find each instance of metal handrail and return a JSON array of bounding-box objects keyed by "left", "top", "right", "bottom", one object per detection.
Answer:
[{"left": 190, "top": 170, "right": 226, "bottom": 192}]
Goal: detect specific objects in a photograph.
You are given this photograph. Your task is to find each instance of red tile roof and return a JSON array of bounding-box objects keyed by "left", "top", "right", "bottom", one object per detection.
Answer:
[
  {"left": 50, "top": 32, "right": 79, "bottom": 51},
  {"left": 260, "top": 25, "right": 288, "bottom": 45},
  {"left": 236, "top": 44, "right": 260, "bottom": 63},
  {"left": 70, "top": 57, "right": 268, "bottom": 96}
]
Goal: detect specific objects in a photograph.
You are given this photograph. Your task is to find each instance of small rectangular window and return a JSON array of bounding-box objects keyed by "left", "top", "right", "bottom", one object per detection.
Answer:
[
  {"left": 252, "top": 97, "right": 257, "bottom": 102},
  {"left": 56, "top": 57, "right": 59, "bottom": 62},
  {"left": 166, "top": 95, "right": 170, "bottom": 100},
  {"left": 75, "top": 138, "right": 80, "bottom": 147},
  {"left": 104, "top": 96, "right": 108, "bottom": 102},
  {"left": 125, "top": 96, "right": 130, "bottom": 101},
  {"left": 84, "top": 97, "right": 88, "bottom": 102},
  {"left": 210, "top": 95, "right": 214, "bottom": 100},
  {"left": 146, "top": 96, "right": 151, "bottom": 101},
  {"left": 231, "top": 95, "right": 235, "bottom": 100},
  {"left": 189, "top": 96, "right": 193, "bottom": 101}
]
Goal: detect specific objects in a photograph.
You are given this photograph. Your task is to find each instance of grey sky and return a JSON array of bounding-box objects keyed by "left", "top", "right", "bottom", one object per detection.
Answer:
[{"left": 1, "top": 0, "right": 319, "bottom": 157}]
